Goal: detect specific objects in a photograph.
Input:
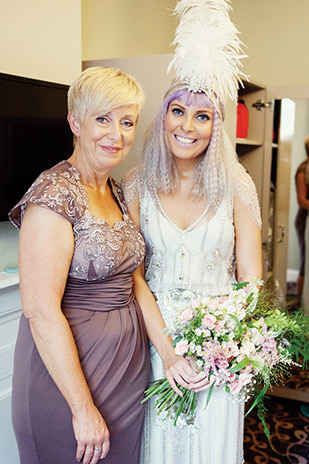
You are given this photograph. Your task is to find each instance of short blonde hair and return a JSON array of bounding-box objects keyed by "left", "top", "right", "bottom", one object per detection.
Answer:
[{"left": 67, "top": 67, "right": 145, "bottom": 122}]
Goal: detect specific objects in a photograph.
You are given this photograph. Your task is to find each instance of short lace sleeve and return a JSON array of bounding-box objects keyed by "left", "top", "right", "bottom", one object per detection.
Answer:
[
  {"left": 121, "top": 167, "right": 141, "bottom": 206},
  {"left": 9, "top": 162, "right": 84, "bottom": 229},
  {"left": 234, "top": 168, "right": 262, "bottom": 229}
]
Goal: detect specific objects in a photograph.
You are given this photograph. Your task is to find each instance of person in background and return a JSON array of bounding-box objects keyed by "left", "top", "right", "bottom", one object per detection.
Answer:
[
  {"left": 9, "top": 66, "right": 152, "bottom": 464},
  {"left": 295, "top": 135, "right": 309, "bottom": 299}
]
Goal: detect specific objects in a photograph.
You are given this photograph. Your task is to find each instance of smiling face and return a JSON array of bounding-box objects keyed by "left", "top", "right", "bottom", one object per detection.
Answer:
[
  {"left": 165, "top": 98, "right": 214, "bottom": 162},
  {"left": 69, "top": 104, "right": 139, "bottom": 172}
]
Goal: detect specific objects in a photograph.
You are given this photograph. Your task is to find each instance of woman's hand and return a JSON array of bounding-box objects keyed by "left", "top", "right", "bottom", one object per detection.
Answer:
[
  {"left": 163, "top": 353, "right": 202, "bottom": 396},
  {"left": 19, "top": 205, "right": 110, "bottom": 463},
  {"left": 188, "top": 376, "right": 212, "bottom": 393},
  {"left": 73, "top": 404, "right": 110, "bottom": 463}
]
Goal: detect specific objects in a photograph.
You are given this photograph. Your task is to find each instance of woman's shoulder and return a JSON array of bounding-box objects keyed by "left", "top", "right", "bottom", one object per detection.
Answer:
[
  {"left": 296, "top": 160, "right": 307, "bottom": 177},
  {"left": 233, "top": 167, "right": 261, "bottom": 229},
  {"left": 121, "top": 166, "right": 145, "bottom": 206},
  {"left": 9, "top": 161, "right": 85, "bottom": 228},
  {"left": 36, "top": 160, "right": 80, "bottom": 184}
]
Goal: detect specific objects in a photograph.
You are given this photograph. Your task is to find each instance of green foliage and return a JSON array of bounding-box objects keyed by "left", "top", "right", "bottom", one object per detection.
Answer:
[{"left": 251, "top": 286, "right": 309, "bottom": 369}]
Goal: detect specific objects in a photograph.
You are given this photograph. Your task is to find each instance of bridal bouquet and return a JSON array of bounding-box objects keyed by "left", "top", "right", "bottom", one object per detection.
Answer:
[{"left": 142, "top": 280, "right": 309, "bottom": 437}]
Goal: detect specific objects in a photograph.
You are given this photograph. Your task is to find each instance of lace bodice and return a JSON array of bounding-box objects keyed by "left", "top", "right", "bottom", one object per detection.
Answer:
[{"left": 9, "top": 161, "right": 145, "bottom": 281}]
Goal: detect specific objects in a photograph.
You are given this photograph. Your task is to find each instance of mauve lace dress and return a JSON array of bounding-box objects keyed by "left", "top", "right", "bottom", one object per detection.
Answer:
[{"left": 9, "top": 161, "right": 150, "bottom": 464}]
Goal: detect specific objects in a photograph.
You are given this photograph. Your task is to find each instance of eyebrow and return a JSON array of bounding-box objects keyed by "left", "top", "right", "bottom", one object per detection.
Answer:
[
  {"left": 94, "top": 111, "right": 138, "bottom": 120},
  {"left": 170, "top": 103, "right": 213, "bottom": 114}
]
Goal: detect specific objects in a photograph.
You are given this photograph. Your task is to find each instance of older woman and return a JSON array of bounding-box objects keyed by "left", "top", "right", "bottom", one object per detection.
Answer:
[{"left": 9, "top": 67, "right": 151, "bottom": 464}]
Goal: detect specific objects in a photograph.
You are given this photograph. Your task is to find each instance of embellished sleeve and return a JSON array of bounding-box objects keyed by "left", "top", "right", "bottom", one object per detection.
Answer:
[
  {"left": 9, "top": 169, "right": 82, "bottom": 229},
  {"left": 121, "top": 167, "right": 141, "bottom": 207},
  {"left": 234, "top": 168, "right": 262, "bottom": 229}
]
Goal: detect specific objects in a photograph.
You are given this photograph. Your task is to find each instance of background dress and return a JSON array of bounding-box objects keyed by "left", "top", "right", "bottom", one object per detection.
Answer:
[
  {"left": 9, "top": 161, "right": 150, "bottom": 464},
  {"left": 123, "top": 168, "right": 261, "bottom": 464}
]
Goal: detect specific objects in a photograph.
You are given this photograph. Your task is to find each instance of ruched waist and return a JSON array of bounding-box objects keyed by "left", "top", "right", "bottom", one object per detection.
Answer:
[{"left": 61, "top": 273, "right": 134, "bottom": 312}]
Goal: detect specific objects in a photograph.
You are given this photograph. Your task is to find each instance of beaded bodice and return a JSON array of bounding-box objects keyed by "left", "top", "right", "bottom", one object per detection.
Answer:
[{"left": 139, "top": 184, "right": 235, "bottom": 298}]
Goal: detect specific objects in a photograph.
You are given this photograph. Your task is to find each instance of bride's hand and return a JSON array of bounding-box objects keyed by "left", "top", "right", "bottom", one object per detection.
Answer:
[
  {"left": 188, "top": 376, "right": 213, "bottom": 393},
  {"left": 163, "top": 354, "right": 202, "bottom": 396}
]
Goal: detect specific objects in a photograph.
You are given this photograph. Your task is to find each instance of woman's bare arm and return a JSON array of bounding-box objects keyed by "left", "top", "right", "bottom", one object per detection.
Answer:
[
  {"left": 234, "top": 195, "right": 262, "bottom": 282},
  {"left": 296, "top": 171, "right": 309, "bottom": 210}
]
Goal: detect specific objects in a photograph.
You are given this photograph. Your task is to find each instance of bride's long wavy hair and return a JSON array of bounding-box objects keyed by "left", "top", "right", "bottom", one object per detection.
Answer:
[{"left": 142, "top": 87, "right": 241, "bottom": 208}]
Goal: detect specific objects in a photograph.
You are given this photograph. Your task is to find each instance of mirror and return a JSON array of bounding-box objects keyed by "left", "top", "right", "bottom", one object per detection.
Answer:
[
  {"left": 268, "top": 94, "right": 309, "bottom": 306},
  {"left": 285, "top": 99, "right": 309, "bottom": 306}
]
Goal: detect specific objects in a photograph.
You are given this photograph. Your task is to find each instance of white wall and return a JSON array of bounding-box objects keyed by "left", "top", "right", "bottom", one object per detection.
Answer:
[
  {"left": 1, "top": 1, "right": 82, "bottom": 84},
  {"left": 231, "top": 0, "right": 309, "bottom": 87},
  {"left": 82, "top": 0, "right": 177, "bottom": 61},
  {"left": 82, "top": 0, "right": 309, "bottom": 88}
]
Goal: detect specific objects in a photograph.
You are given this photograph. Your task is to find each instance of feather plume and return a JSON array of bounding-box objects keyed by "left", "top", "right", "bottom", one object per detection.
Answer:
[{"left": 167, "top": 0, "right": 248, "bottom": 104}]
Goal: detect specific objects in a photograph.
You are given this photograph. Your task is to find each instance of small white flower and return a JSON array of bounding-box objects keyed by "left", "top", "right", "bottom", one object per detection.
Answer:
[
  {"left": 196, "top": 346, "right": 203, "bottom": 356},
  {"left": 189, "top": 342, "right": 196, "bottom": 352},
  {"left": 202, "top": 329, "right": 211, "bottom": 337},
  {"left": 196, "top": 360, "right": 204, "bottom": 369}
]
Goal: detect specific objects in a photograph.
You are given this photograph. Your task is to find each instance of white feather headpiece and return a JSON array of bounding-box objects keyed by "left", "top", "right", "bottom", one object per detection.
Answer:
[{"left": 167, "top": 0, "right": 248, "bottom": 108}]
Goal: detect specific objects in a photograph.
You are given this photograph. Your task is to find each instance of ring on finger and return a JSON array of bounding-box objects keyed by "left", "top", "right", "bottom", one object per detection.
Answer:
[{"left": 94, "top": 448, "right": 101, "bottom": 452}]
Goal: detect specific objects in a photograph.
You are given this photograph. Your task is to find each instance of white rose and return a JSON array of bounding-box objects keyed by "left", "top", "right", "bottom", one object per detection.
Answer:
[{"left": 251, "top": 327, "right": 263, "bottom": 346}]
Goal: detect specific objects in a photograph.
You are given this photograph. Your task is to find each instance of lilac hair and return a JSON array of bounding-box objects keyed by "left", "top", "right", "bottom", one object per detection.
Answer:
[{"left": 142, "top": 87, "right": 227, "bottom": 202}]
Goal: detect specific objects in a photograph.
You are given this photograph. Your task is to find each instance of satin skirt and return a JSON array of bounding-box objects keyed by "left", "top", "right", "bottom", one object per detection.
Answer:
[{"left": 12, "top": 274, "right": 150, "bottom": 464}]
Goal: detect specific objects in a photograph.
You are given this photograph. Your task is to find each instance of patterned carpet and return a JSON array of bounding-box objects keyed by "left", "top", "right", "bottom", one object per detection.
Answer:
[{"left": 244, "top": 368, "right": 309, "bottom": 464}]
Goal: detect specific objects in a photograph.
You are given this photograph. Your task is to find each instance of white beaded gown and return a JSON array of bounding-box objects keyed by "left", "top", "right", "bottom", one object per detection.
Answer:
[{"left": 123, "top": 168, "right": 261, "bottom": 464}]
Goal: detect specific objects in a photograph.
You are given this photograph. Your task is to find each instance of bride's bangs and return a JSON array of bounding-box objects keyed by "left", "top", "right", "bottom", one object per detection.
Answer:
[{"left": 166, "top": 88, "right": 214, "bottom": 110}]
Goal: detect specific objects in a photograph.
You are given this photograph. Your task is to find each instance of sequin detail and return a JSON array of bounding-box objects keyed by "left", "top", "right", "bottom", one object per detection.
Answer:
[{"left": 122, "top": 167, "right": 245, "bottom": 464}]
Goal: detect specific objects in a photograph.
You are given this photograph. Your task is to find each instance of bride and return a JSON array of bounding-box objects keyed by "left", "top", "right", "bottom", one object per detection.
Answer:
[
  {"left": 122, "top": 1, "right": 262, "bottom": 462},
  {"left": 122, "top": 83, "right": 262, "bottom": 463}
]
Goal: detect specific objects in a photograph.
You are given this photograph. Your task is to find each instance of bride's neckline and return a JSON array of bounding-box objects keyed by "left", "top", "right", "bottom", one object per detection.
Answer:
[{"left": 152, "top": 188, "right": 210, "bottom": 233}]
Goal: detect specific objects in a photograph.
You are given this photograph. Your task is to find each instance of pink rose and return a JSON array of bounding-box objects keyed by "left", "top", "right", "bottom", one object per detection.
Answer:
[
  {"left": 227, "top": 373, "right": 236, "bottom": 382},
  {"left": 181, "top": 308, "right": 194, "bottom": 322},
  {"left": 229, "top": 379, "right": 242, "bottom": 394},
  {"left": 222, "top": 341, "right": 239, "bottom": 359},
  {"left": 238, "top": 373, "right": 252, "bottom": 387},
  {"left": 214, "top": 320, "right": 225, "bottom": 333},
  {"left": 175, "top": 340, "right": 189, "bottom": 356},
  {"left": 202, "top": 314, "right": 217, "bottom": 329}
]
